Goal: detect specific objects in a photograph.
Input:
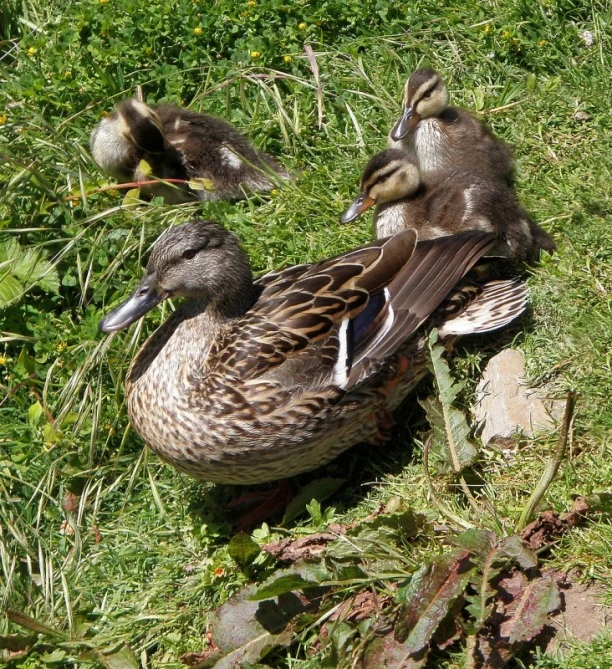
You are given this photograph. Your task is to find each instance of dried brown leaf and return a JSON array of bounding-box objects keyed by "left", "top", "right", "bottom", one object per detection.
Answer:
[
  {"left": 262, "top": 533, "right": 336, "bottom": 564},
  {"left": 521, "top": 497, "right": 591, "bottom": 551}
]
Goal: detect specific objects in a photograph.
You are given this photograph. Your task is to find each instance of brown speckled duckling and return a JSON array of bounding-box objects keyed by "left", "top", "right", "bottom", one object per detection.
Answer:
[
  {"left": 99, "top": 220, "right": 526, "bottom": 489},
  {"left": 90, "top": 99, "right": 292, "bottom": 203},
  {"left": 341, "top": 149, "right": 555, "bottom": 262},
  {"left": 389, "top": 68, "right": 514, "bottom": 184}
]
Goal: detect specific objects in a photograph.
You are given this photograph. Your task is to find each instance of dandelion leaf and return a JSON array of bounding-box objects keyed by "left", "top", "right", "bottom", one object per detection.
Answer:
[
  {"left": 421, "top": 330, "right": 478, "bottom": 472},
  {"left": 498, "top": 569, "right": 561, "bottom": 644},
  {"left": 395, "top": 549, "right": 475, "bottom": 656}
]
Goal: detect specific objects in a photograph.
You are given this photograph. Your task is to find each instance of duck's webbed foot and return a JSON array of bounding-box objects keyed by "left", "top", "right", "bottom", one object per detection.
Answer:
[
  {"left": 369, "top": 409, "right": 395, "bottom": 447},
  {"left": 227, "top": 479, "right": 294, "bottom": 530}
]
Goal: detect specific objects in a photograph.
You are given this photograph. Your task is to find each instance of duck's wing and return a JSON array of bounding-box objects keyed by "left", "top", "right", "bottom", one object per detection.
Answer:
[{"left": 215, "top": 231, "right": 495, "bottom": 392}]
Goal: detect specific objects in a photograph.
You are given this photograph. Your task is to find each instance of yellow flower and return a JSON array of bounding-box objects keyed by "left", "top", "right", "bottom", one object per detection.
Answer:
[
  {"left": 483, "top": 24, "right": 491, "bottom": 33},
  {"left": 283, "top": 55, "right": 292, "bottom": 63},
  {"left": 250, "top": 50, "right": 261, "bottom": 58},
  {"left": 64, "top": 70, "right": 72, "bottom": 78},
  {"left": 27, "top": 47, "right": 37, "bottom": 56},
  {"left": 501, "top": 30, "right": 510, "bottom": 38},
  {"left": 270, "top": 188, "right": 279, "bottom": 196},
  {"left": 247, "top": 0, "right": 256, "bottom": 5},
  {"left": 298, "top": 22, "right": 307, "bottom": 30},
  {"left": 0, "top": 356, "right": 7, "bottom": 365},
  {"left": 99, "top": 0, "right": 109, "bottom": 4},
  {"left": 56, "top": 341, "right": 68, "bottom": 352},
  {"left": 193, "top": 26, "right": 203, "bottom": 35},
  {"left": 538, "top": 39, "right": 547, "bottom": 46},
  {"left": 0, "top": 115, "right": 7, "bottom": 125}
]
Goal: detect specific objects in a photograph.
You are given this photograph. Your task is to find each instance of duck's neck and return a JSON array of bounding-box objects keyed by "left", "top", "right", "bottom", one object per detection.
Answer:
[{"left": 186, "top": 272, "right": 259, "bottom": 322}]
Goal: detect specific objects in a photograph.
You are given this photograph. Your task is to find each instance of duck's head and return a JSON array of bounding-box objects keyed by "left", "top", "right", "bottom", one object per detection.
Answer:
[
  {"left": 90, "top": 99, "right": 167, "bottom": 178},
  {"left": 340, "top": 149, "right": 421, "bottom": 224},
  {"left": 390, "top": 68, "right": 448, "bottom": 141},
  {"left": 99, "top": 221, "right": 255, "bottom": 333}
]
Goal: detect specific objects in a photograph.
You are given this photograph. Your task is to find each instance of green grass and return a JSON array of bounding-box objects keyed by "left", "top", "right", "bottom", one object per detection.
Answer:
[{"left": 1, "top": 0, "right": 612, "bottom": 666}]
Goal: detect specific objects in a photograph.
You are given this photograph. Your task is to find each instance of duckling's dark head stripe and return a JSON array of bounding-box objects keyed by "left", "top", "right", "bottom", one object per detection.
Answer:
[
  {"left": 406, "top": 67, "right": 440, "bottom": 101},
  {"left": 361, "top": 149, "right": 415, "bottom": 188}
]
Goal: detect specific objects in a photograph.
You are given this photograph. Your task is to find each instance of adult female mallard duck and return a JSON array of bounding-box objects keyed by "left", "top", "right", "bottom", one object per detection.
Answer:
[
  {"left": 341, "top": 149, "right": 555, "bottom": 262},
  {"left": 388, "top": 68, "right": 514, "bottom": 184},
  {"left": 99, "top": 220, "right": 526, "bottom": 519},
  {"left": 90, "top": 98, "right": 291, "bottom": 204}
]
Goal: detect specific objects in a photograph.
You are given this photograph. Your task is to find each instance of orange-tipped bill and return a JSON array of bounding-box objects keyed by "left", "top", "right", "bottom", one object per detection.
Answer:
[
  {"left": 340, "top": 193, "right": 376, "bottom": 224},
  {"left": 390, "top": 106, "right": 420, "bottom": 141}
]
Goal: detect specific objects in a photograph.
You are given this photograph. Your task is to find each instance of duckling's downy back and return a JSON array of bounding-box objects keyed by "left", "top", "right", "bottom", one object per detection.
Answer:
[{"left": 90, "top": 98, "right": 292, "bottom": 203}]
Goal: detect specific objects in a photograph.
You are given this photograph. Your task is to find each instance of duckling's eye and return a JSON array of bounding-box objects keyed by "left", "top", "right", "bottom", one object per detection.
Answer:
[
  {"left": 422, "top": 90, "right": 433, "bottom": 99},
  {"left": 182, "top": 249, "right": 198, "bottom": 260}
]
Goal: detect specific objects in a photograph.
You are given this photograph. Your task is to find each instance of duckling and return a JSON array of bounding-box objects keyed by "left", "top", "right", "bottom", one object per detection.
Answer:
[
  {"left": 341, "top": 149, "right": 555, "bottom": 262},
  {"left": 90, "top": 98, "right": 291, "bottom": 204},
  {"left": 389, "top": 68, "right": 514, "bottom": 183},
  {"left": 99, "top": 220, "right": 526, "bottom": 503}
]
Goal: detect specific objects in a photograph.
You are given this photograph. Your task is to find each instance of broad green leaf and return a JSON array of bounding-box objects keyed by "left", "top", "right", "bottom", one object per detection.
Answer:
[
  {"left": 205, "top": 573, "right": 323, "bottom": 667},
  {"left": 250, "top": 561, "right": 329, "bottom": 601},
  {"left": 9, "top": 245, "right": 59, "bottom": 293},
  {"left": 359, "top": 509, "right": 426, "bottom": 539},
  {"left": 228, "top": 532, "right": 260, "bottom": 566},
  {"left": 251, "top": 574, "right": 320, "bottom": 601},
  {"left": 39, "top": 649, "right": 66, "bottom": 663},
  {"left": 0, "top": 273, "right": 23, "bottom": 307},
  {"left": 0, "top": 238, "right": 59, "bottom": 306},
  {"left": 28, "top": 401, "right": 44, "bottom": 427},
  {"left": 453, "top": 528, "right": 496, "bottom": 555},
  {"left": 498, "top": 535, "right": 538, "bottom": 570},
  {"left": 86, "top": 643, "right": 140, "bottom": 669}
]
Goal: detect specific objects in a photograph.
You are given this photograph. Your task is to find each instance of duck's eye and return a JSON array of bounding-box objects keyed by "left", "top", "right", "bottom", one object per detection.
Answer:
[
  {"left": 422, "top": 90, "right": 433, "bottom": 99},
  {"left": 182, "top": 249, "right": 198, "bottom": 260}
]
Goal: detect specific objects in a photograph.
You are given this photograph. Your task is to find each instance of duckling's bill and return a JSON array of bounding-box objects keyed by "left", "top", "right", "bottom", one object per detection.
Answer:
[
  {"left": 99, "top": 273, "right": 166, "bottom": 333},
  {"left": 340, "top": 193, "right": 376, "bottom": 224},
  {"left": 390, "top": 105, "right": 419, "bottom": 141}
]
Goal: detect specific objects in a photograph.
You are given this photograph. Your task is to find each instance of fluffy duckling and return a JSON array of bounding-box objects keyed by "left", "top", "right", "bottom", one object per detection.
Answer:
[
  {"left": 99, "top": 220, "right": 526, "bottom": 497},
  {"left": 389, "top": 68, "right": 514, "bottom": 183},
  {"left": 90, "top": 98, "right": 291, "bottom": 204},
  {"left": 341, "top": 149, "right": 555, "bottom": 262}
]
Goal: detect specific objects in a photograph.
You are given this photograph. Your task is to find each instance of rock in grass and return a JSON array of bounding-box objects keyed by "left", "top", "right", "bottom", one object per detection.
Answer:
[{"left": 474, "top": 349, "right": 566, "bottom": 445}]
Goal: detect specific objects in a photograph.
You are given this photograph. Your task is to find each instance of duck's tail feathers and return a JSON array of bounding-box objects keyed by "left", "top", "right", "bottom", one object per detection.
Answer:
[{"left": 438, "top": 278, "right": 527, "bottom": 337}]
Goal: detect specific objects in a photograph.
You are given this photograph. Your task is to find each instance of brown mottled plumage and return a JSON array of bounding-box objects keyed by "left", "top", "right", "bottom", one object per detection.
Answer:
[
  {"left": 341, "top": 149, "right": 555, "bottom": 262},
  {"left": 99, "top": 220, "right": 527, "bottom": 485},
  {"left": 389, "top": 68, "right": 514, "bottom": 183},
  {"left": 90, "top": 99, "right": 291, "bottom": 203}
]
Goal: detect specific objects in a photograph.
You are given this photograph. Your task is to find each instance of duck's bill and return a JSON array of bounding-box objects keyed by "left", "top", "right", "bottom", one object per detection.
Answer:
[
  {"left": 340, "top": 194, "right": 376, "bottom": 224},
  {"left": 390, "top": 106, "right": 419, "bottom": 141},
  {"left": 99, "top": 273, "right": 166, "bottom": 333}
]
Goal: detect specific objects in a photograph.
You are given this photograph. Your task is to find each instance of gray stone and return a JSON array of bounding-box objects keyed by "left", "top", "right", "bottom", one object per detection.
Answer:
[{"left": 474, "top": 349, "right": 566, "bottom": 445}]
